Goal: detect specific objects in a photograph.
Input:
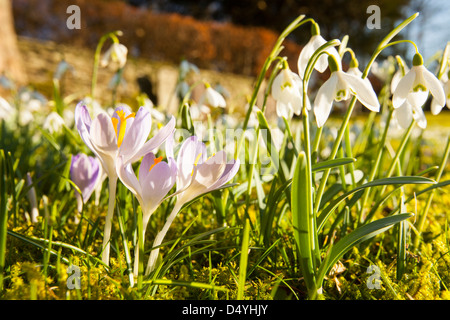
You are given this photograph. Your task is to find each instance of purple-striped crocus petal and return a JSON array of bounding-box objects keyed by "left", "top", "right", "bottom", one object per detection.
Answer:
[
  {"left": 70, "top": 153, "right": 100, "bottom": 203},
  {"left": 126, "top": 116, "right": 176, "bottom": 165},
  {"left": 116, "top": 155, "right": 143, "bottom": 205},
  {"left": 176, "top": 136, "right": 207, "bottom": 191},
  {"left": 209, "top": 158, "right": 240, "bottom": 191},
  {"left": 138, "top": 152, "right": 156, "bottom": 182},
  {"left": 119, "top": 107, "right": 152, "bottom": 161},
  {"left": 89, "top": 113, "right": 119, "bottom": 176},
  {"left": 141, "top": 161, "right": 177, "bottom": 213},
  {"left": 75, "top": 102, "right": 96, "bottom": 156},
  {"left": 180, "top": 151, "right": 227, "bottom": 202}
]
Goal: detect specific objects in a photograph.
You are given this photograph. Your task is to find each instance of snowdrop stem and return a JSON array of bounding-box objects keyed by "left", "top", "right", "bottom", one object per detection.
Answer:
[
  {"left": 301, "top": 104, "right": 320, "bottom": 267},
  {"left": 315, "top": 13, "right": 420, "bottom": 211},
  {"left": 359, "top": 107, "right": 394, "bottom": 223},
  {"left": 91, "top": 31, "right": 122, "bottom": 102},
  {"left": 314, "top": 97, "right": 357, "bottom": 212},
  {"left": 101, "top": 175, "right": 117, "bottom": 266},
  {"left": 145, "top": 202, "right": 183, "bottom": 275}
]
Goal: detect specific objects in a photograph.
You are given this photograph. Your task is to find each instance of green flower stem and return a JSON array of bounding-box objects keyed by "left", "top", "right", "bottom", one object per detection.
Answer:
[
  {"left": 91, "top": 31, "right": 121, "bottom": 102},
  {"left": 359, "top": 107, "right": 394, "bottom": 223},
  {"left": 101, "top": 175, "right": 117, "bottom": 266},
  {"left": 314, "top": 13, "right": 419, "bottom": 212},
  {"left": 413, "top": 136, "right": 450, "bottom": 249}
]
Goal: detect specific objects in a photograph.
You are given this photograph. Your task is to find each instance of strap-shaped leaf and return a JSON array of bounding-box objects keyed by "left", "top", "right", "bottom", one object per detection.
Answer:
[
  {"left": 317, "top": 176, "right": 435, "bottom": 231},
  {"left": 317, "top": 212, "right": 414, "bottom": 285}
]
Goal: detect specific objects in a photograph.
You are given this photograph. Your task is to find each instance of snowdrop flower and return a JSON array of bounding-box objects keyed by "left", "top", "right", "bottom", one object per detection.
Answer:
[
  {"left": 100, "top": 43, "right": 128, "bottom": 69},
  {"left": 70, "top": 153, "right": 101, "bottom": 221},
  {"left": 75, "top": 101, "right": 175, "bottom": 265},
  {"left": 392, "top": 53, "right": 445, "bottom": 112},
  {"left": 431, "top": 70, "right": 450, "bottom": 115},
  {"left": 314, "top": 55, "right": 380, "bottom": 128},
  {"left": 43, "top": 111, "right": 66, "bottom": 134},
  {"left": 117, "top": 150, "right": 177, "bottom": 277},
  {"left": 26, "top": 173, "right": 39, "bottom": 224},
  {"left": 393, "top": 100, "right": 427, "bottom": 129},
  {"left": 390, "top": 57, "right": 426, "bottom": 129},
  {"left": 271, "top": 67, "right": 308, "bottom": 119},
  {"left": 200, "top": 84, "right": 226, "bottom": 108},
  {"left": 297, "top": 22, "right": 341, "bottom": 79},
  {"left": 146, "top": 135, "right": 240, "bottom": 274},
  {"left": 0, "top": 96, "right": 14, "bottom": 121}
]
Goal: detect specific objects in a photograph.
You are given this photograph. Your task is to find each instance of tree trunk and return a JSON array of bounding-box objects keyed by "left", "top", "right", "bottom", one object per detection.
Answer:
[{"left": 0, "top": 0, "right": 27, "bottom": 86}]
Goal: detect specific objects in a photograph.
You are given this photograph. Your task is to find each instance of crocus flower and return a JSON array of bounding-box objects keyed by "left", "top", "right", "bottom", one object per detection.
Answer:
[
  {"left": 146, "top": 135, "right": 240, "bottom": 274},
  {"left": 271, "top": 67, "right": 308, "bottom": 119},
  {"left": 117, "top": 151, "right": 177, "bottom": 277},
  {"left": 313, "top": 56, "right": 380, "bottom": 128},
  {"left": 392, "top": 53, "right": 445, "bottom": 111},
  {"left": 75, "top": 101, "right": 176, "bottom": 265},
  {"left": 297, "top": 22, "right": 341, "bottom": 79},
  {"left": 70, "top": 153, "right": 101, "bottom": 221},
  {"left": 100, "top": 43, "right": 128, "bottom": 69}
]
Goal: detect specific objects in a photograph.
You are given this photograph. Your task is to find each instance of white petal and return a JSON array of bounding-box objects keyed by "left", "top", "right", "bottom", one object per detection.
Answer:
[
  {"left": 313, "top": 73, "right": 338, "bottom": 127},
  {"left": 412, "top": 104, "right": 427, "bottom": 129},
  {"left": 392, "top": 68, "right": 416, "bottom": 109},
  {"left": 276, "top": 101, "right": 293, "bottom": 119},
  {"left": 422, "top": 67, "right": 446, "bottom": 108},
  {"left": 339, "top": 72, "right": 380, "bottom": 112},
  {"left": 394, "top": 101, "right": 413, "bottom": 129}
]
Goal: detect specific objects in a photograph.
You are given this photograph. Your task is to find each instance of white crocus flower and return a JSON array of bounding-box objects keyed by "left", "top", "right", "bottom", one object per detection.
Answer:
[
  {"left": 313, "top": 56, "right": 380, "bottom": 128},
  {"left": 297, "top": 23, "right": 341, "bottom": 79},
  {"left": 271, "top": 67, "right": 308, "bottom": 119},
  {"left": 392, "top": 53, "right": 445, "bottom": 111}
]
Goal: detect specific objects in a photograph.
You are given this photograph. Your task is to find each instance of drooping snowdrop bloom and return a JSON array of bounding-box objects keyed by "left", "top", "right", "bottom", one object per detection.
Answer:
[
  {"left": 393, "top": 100, "right": 427, "bottom": 130},
  {"left": 26, "top": 173, "right": 39, "bottom": 224},
  {"left": 392, "top": 53, "right": 445, "bottom": 112},
  {"left": 297, "top": 22, "right": 341, "bottom": 79},
  {"left": 431, "top": 71, "right": 450, "bottom": 115},
  {"left": 43, "top": 111, "right": 66, "bottom": 134},
  {"left": 313, "top": 55, "right": 380, "bottom": 128},
  {"left": 75, "top": 101, "right": 176, "bottom": 265},
  {"left": 117, "top": 151, "right": 177, "bottom": 277},
  {"left": 0, "top": 96, "right": 14, "bottom": 122},
  {"left": 271, "top": 67, "right": 308, "bottom": 119},
  {"left": 200, "top": 84, "right": 227, "bottom": 108},
  {"left": 70, "top": 153, "right": 101, "bottom": 221},
  {"left": 100, "top": 43, "right": 128, "bottom": 69},
  {"left": 390, "top": 57, "right": 427, "bottom": 129},
  {"left": 146, "top": 135, "right": 240, "bottom": 274}
]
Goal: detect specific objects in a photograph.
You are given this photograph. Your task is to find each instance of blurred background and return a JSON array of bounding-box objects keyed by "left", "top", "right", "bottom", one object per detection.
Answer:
[{"left": 0, "top": 0, "right": 448, "bottom": 113}]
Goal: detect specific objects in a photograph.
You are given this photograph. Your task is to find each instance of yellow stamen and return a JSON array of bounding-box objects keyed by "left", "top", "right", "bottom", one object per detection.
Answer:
[
  {"left": 111, "top": 110, "right": 135, "bottom": 147},
  {"left": 191, "top": 153, "right": 203, "bottom": 176},
  {"left": 149, "top": 156, "right": 163, "bottom": 172}
]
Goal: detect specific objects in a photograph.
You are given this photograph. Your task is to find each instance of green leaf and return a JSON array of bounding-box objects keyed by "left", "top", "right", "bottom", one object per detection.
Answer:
[
  {"left": 317, "top": 213, "right": 414, "bottom": 286},
  {"left": 291, "top": 151, "right": 316, "bottom": 293},
  {"left": 312, "top": 157, "right": 356, "bottom": 172},
  {"left": 317, "top": 176, "right": 435, "bottom": 231}
]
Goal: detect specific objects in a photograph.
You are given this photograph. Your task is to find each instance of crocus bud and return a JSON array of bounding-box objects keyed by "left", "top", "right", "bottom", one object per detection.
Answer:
[{"left": 70, "top": 154, "right": 100, "bottom": 215}]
